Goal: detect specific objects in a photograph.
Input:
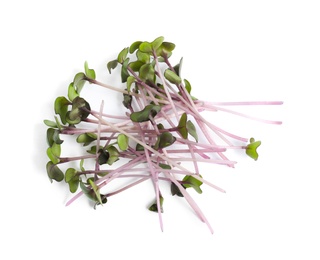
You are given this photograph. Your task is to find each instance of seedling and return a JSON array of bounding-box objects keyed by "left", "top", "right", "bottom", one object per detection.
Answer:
[{"left": 44, "top": 36, "right": 282, "bottom": 233}]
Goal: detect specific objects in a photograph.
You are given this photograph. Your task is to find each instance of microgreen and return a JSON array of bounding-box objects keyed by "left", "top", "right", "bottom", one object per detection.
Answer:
[{"left": 44, "top": 36, "right": 282, "bottom": 233}]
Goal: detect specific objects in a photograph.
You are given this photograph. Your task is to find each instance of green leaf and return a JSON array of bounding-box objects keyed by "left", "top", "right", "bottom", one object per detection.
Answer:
[
  {"left": 68, "top": 82, "right": 79, "bottom": 101},
  {"left": 161, "top": 42, "right": 175, "bottom": 53},
  {"left": 86, "top": 145, "right": 103, "bottom": 154},
  {"left": 182, "top": 175, "right": 203, "bottom": 194},
  {"left": 80, "top": 159, "right": 85, "bottom": 172},
  {"left": 139, "top": 63, "right": 155, "bottom": 83},
  {"left": 139, "top": 41, "right": 153, "bottom": 53},
  {"left": 159, "top": 163, "right": 172, "bottom": 170},
  {"left": 183, "top": 79, "right": 192, "bottom": 94},
  {"left": 164, "top": 69, "right": 182, "bottom": 85},
  {"left": 84, "top": 61, "right": 96, "bottom": 79},
  {"left": 88, "top": 178, "right": 103, "bottom": 205},
  {"left": 123, "top": 92, "right": 132, "bottom": 109},
  {"left": 47, "top": 128, "right": 63, "bottom": 146},
  {"left": 54, "top": 96, "right": 71, "bottom": 124},
  {"left": 46, "top": 161, "right": 64, "bottom": 182},
  {"left": 126, "top": 76, "right": 136, "bottom": 91},
  {"left": 121, "top": 58, "right": 130, "bottom": 83},
  {"left": 65, "top": 168, "right": 77, "bottom": 182},
  {"left": 117, "top": 47, "right": 129, "bottom": 63},
  {"left": 186, "top": 120, "right": 198, "bottom": 142},
  {"left": 130, "top": 104, "right": 161, "bottom": 122},
  {"left": 128, "top": 60, "right": 144, "bottom": 72},
  {"left": 66, "top": 97, "right": 91, "bottom": 124},
  {"left": 73, "top": 72, "right": 86, "bottom": 94},
  {"left": 151, "top": 36, "right": 164, "bottom": 51},
  {"left": 136, "top": 50, "right": 150, "bottom": 63},
  {"left": 107, "top": 59, "right": 118, "bottom": 74},
  {"left": 246, "top": 138, "right": 261, "bottom": 161},
  {"left": 46, "top": 143, "right": 61, "bottom": 164},
  {"left": 129, "top": 41, "right": 142, "bottom": 53},
  {"left": 106, "top": 146, "right": 119, "bottom": 165},
  {"left": 177, "top": 113, "right": 188, "bottom": 139},
  {"left": 148, "top": 195, "right": 164, "bottom": 213},
  {"left": 136, "top": 143, "right": 144, "bottom": 151},
  {"left": 76, "top": 133, "right": 97, "bottom": 146},
  {"left": 65, "top": 168, "right": 79, "bottom": 193},
  {"left": 44, "top": 119, "right": 57, "bottom": 128},
  {"left": 117, "top": 134, "right": 129, "bottom": 151}
]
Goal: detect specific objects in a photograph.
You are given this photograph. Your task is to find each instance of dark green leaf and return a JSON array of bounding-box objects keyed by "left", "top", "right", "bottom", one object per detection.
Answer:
[
  {"left": 136, "top": 143, "right": 144, "bottom": 151},
  {"left": 154, "top": 132, "right": 176, "bottom": 150},
  {"left": 121, "top": 58, "right": 130, "bottom": 83},
  {"left": 46, "top": 161, "right": 64, "bottom": 182},
  {"left": 184, "top": 79, "right": 192, "bottom": 94},
  {"left": 178, "top": 113, "right": 188, "bottom": 139},
  {"left": 164, "top": 69, "right": 182, "bottom": 85},
  {"left": 106, "top": 146, "right": 119, "bottom": 165},
  {"left": 130, "top": 104, "right": 161, "bottom": 122},
  {"left": 246, "top": 138, "right": 261, "bottom": 161},
  {"left": 98, "top": 149, "right": 110, "bottom": 165},
  {"left": 171, "top": 182, "right": 184, "bottom": 197},
  {"left": 122, "top": 92, "right": 132, "bottom": 109},
  {"left": 129, "top": 60, "right": 144, "bottom": 72},
  {"left": 66, "top": 97, "right": 91, "bottom": 124},
  {"left": 65, "top": 168, "right": 79, "bottom": 193},
  {"left": 88, "top": 178, "right": 103, "bottom": 205},
  {"left": 148, "top": 195, "right": 164, "bottom": 213},
  {"left": 107, "top": 59, "right": 118, "bottom": 74},
  {"left": 159, "top": 163, "right": 172, "bottom": 170},
  {"left": 186, "top": 120, "right": 198, "bottom": 142},
  {"left": 47, "top": 128, "right": 63, "bottom": 147}
]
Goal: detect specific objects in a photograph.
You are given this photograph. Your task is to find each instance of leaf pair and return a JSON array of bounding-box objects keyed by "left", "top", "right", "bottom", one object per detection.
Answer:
[
  {"left": 130, "top": 104, "right": 161, "bottom": 122},
  {"left": 171, "top": 175, "right": 203, "bottom": 197},
  {"left": 80, "top": 178, "right": 107, "bottom": 207},
  {"left": 177, "top": 113, "right": 198, "bottom": 142}
]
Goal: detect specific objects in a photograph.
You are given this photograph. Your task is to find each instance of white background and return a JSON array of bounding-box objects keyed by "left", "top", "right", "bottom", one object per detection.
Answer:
[{"left": 1, "top": 0, "right": 320, "bottom": 259}]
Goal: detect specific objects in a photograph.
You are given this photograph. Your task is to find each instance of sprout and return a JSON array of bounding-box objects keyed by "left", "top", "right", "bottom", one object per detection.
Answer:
[{"left": 44, "top": 37, "right": 282, "bottom": 233}]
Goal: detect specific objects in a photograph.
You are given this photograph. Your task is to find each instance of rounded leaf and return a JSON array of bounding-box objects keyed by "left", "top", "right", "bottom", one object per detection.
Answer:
[
  {"left": 46, "top": 161, "right": 64, "bottom": 182},
  {"left": 117, "top": 134, "right": 129, "bottom": 151},
  {"left": 164, "top": 69, "right": 182, "bottom": 85}
]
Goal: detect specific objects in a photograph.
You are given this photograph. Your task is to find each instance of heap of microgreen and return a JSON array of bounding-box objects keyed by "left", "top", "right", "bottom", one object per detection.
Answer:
[{"left": 44, "top": 36, "right": 282, "bottom": 233}]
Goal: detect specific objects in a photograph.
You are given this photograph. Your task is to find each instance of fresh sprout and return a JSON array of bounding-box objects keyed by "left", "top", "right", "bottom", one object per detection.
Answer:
[{"left": 44, "top": 36, "right": 282, "bottom": 233}]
